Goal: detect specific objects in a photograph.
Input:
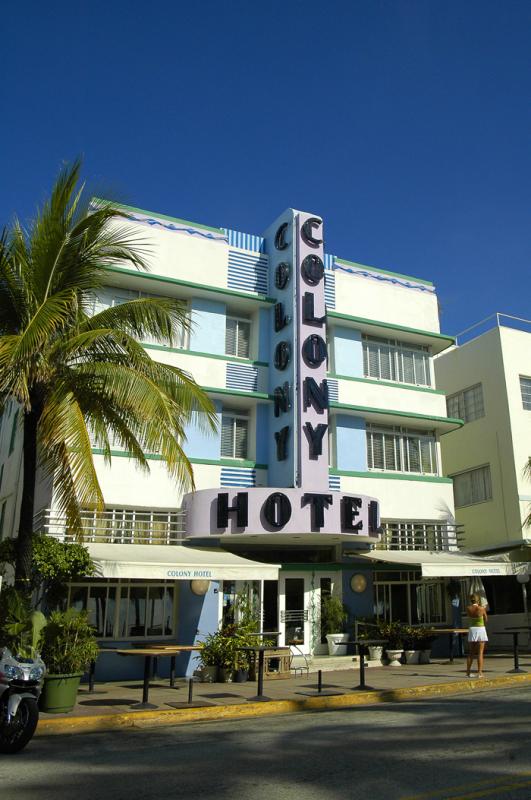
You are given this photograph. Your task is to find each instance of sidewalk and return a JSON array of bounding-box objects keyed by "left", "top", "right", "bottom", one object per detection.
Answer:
[{"left": 36, "top": 652, "right": 531, "bottom": 737}]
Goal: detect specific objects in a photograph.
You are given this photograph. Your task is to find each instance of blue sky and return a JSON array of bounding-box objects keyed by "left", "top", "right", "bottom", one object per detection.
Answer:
[{"left": 2, "top": 0, "right": 530, "bottom": 336}]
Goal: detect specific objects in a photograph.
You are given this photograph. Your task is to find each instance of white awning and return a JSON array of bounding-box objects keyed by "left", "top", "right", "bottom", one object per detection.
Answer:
[
  {"left": 355, "top": 549, "right": 527, "bottom": 578},
  {"left": 86, "top": 543, "right": 280, "bottom": 581}
]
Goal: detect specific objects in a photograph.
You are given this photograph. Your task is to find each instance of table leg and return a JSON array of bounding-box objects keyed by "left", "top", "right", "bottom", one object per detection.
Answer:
[
  {"left": 449, "top": 633, "right": 454, "bottom": 663},
  {"left": 132, "top": 656, "right": 158, "bottom": 709},
  {"left": 355, "top": 646, "right": 374, "bottom": 691},
  {"left": 249, "top": 650, "right": 272, "bottom": 702},
  {"left": 89, "top": 660, "right": 96, "bottom": 692},
  {"left": 508, "top": 632, "right": 526, "bottom": 674},
  {"left": 169, "top": 656, "right": 176, "bottom": 688}
]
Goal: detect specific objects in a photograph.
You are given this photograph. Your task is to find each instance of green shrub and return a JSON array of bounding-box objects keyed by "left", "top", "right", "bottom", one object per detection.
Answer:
[{"left": 40, "top": 608, "right": 99, "bottom": 674}]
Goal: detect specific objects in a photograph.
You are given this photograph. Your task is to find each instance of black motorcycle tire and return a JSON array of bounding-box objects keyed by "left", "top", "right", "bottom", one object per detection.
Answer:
[{"left": 0, "top": 697, "right": 39, "bottom": 754}]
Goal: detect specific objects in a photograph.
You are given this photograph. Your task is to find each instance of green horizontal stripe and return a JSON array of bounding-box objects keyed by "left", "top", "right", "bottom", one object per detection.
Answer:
[
  {"left": 330, "top": 468, "right": 453, "bottom": 484},
  {"left": 142, "top": 342, "right": 268, "bottom": 367},
  {"left": 334, "top": 257, "right": 434, "bottom": 287},
  {"left": 202, "top": 386, "right": 272, "bottom": 401},
  {"left": 106, "top": 266, "right": 276, "bottom": 304},
  {"left": 91, "top": 449, "right": 267, "bottom": 470},
  {"left": 93, "top": 198, "right": 224, "bottom": 233},
  {"left": 327, "top": 311, "right": 454, "bottom": 346},
  {"left": 328, "top": 373, "right": 445, "bottom": 396},
  {"left": 330, "top": 401, "right": 463, "bottom": 428}
]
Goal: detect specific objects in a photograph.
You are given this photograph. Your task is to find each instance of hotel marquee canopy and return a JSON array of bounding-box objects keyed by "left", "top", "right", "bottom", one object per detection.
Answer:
[
  {"left": 86, "top": 543, "right": 280, "bottom": 581},
  {"left": 356, "top": 549, "right": 527, "bottom": 578}
]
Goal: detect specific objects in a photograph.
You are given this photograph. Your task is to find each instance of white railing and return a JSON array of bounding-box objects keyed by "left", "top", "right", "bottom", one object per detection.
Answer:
[
  {"left": 376, "top": 521, "right": 463, "bottom": 552},
  {"left": 456, "top": 313, "right": 531, "bottom": 345},
  {"left": 34, "top": 507, "right": 186, "bottom": 545}
]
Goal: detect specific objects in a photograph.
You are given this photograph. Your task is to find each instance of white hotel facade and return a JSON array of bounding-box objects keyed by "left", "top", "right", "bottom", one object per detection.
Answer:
[{"left": 2, "top": 202, "right": 506, "bottom": 676}]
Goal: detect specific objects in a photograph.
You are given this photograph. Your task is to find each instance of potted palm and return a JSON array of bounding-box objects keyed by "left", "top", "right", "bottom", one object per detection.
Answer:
[
  {"left": 377, "top": 621, "right": 404, "bottom": 666},
  {"left": 39, "top": 609, "right": 99, "bottom": 713},
  {"left": 198, "top": 632, "right": 223, "bottom": 682},
  {"left": 322, "top": 595, "right": 349, "bottom": 656}
]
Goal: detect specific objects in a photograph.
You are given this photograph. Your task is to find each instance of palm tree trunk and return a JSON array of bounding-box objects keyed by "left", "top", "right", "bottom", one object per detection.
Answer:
[{"left": 14, "top": 407, "right": 40, "bottom": 592}]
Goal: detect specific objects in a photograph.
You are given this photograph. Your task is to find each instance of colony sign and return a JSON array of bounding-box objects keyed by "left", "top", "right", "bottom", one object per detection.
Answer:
[{"left": 182, "top": 209, "right": 380, "bottom": 540}]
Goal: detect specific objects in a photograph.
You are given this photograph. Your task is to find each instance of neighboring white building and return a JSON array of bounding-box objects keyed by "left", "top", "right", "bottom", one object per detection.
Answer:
[
  {"left": 1, "top": 203, "right": 516, "bottom": 675},
  {"left": 435, "top": 315, "right": 531, "bottom": 643}
]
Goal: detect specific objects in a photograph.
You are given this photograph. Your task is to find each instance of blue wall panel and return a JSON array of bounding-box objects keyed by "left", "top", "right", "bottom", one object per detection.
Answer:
[
  {"left": 190, "top": 298, "right": 226, "bottom": 355},
  {"left": 336, "top": 415, "right": 367, "bottom": 471},
  {"left": 258, "top": 307, "right": 270, "bottom": 363},
  {"left": 184, "top": 400, "right": 222, "bottom": 460},
  {"left": 256, "top": 403, "right": 269, "bottom": 465},
  {"left": 334, "top": 327, "right": 363, "bottom": 377}
]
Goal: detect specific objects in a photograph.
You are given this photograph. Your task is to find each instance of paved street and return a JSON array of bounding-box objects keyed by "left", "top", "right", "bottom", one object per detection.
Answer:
[{"left": 2, "top": 686, "right": 531, "bottom": 799}]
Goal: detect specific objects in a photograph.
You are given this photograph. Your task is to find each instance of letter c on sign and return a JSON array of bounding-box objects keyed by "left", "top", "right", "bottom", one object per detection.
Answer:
[{"left": 264, "top": 493, "right": 292, "bottom": 529}]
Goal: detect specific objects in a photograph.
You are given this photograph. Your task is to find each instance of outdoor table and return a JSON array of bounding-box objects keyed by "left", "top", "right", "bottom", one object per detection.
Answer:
[
  {"left": 421, "top": 628, "right": 468, "bottom": 663},
  {"left": 116, "top": 646, "right": 202, "bottom": 709},
  {"left": 238, "top": 632, "right": 281, "bottom": 702},
  {"left": 352, "top": 639, "right": 386, "bottom": 691},
  {"left": 501, "top": 627, "right": 531, "bottom": 673}
]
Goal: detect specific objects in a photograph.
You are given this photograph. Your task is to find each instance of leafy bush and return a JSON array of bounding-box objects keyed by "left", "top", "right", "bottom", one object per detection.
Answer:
[
  {"left": 0, "top": 587, "right": 47, "bottom": 658},
  {"left": 40, "top": 609, "right": 99, "bottom": 674},
  {"left": 321, "top": 595, "right": 348, "bottom": 635}
]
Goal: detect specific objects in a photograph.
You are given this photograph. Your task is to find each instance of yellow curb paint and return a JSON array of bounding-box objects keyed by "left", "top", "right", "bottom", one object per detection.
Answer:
[
  {"left": 402, "top": 771, "right": 531, "bottom": 799},
  {"left": 36, "top": 672, "right": 531, "bottom": 738}
]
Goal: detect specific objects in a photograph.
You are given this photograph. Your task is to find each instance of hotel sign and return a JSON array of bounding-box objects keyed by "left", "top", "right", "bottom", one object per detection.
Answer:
[{"left": 182, "top": 208, "right": 380, "bottom": 540}]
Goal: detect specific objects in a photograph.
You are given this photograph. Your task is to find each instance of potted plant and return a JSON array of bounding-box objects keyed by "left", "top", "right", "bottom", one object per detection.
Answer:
[
  {"left": 414, "top": 627, "right": 437, "bottom": 664},
  {"left": 377, "top": 621, "right": 404, "bottom": 666},
  {"left": 39, "top": 609, "right": 99, "bottom": 713},
  {"left": 401, "top": 625, "right": 419, "bottom": 664},
  {"left": 197, "top": 632, "right": 223, "bottom": 682},
  {"left": 355, "top": 617, "right": 383, "bottom": 661},
  {"left": 321, "top": 595, "right": 349, "bottom": 656},
  {"left": 0, "top": 588, "right": 47, "bottom": 660}
]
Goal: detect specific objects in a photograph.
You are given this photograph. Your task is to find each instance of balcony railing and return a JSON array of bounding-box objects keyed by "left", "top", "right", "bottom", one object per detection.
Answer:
[
  {"left": 34, "top": 507, "right": 186, "bottom": 546},
  {"left": 376, "top": 522, "right": 464, "bottom": 552}
]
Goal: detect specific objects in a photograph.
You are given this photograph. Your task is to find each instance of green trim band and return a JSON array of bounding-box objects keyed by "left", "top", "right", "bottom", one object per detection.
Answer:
[
  {"left": 327, "top": 310, "right": 455, "bottom": 347},
  {"left": 334, "top": 257, "right": 434, "bottom": 287},
  {"left": 92, "top": 198, "right": 224, "bottom": 234},
  {"left": 328, "top": 373, "right": 445, "bottom": 396},
  {"left": 280, "top": 563, "right": 344, "bottom": 572},
  {"left": 142, "top": 342, "right": 268, "bottom": 367},
  {"left": 106, "top": 266, "right": 276, "bottom": 305},
  {"left": 202, "top": 386, "right": 272, "bottom": 401},
  {"left": 330, "top": 468, "right": 453, "bottom": 484},
  {"left": 330, "top": 401, "right": 463, "bottom": 428},
  {"left": 91, "top": 449, "right": 267, "bottom": 470}
]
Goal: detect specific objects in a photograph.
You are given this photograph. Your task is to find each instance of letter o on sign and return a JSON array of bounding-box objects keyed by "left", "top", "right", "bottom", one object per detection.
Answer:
[
  {"left": 301, "top": 254, "right": 324, "bottom": 286},
  {"left": 274, "top": 341, "right": 291, "bottom": 370},
  {"left": 264, "top": 492, "right": 292, "bottom": 529}
]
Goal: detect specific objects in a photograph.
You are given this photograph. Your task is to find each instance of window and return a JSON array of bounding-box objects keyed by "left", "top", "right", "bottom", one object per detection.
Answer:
[
  {"left": 0, "top": 500, "right": 6, "bottom": 540},
  {"left": 379, "top": 520, "right": 458, "bottom": 551},
  {"left": 366, "top": 425, "right": 437, "bottom": 474},
  {"left": 0, "top": 465, "right": 3, "bottom": 493},
  {"left": 373, "top": 570, "right": 445, "bottom": 624},
  {"left": 362, "top": 336, "right": 431, "bottom": 387},
  {"left": 8, "top": 410, "right": 19, "bottom": 455},
  {"left": 221, "top": 409, "right": 249, "bottom": 459},
  {"left": 520, "top": 376, "right": 531, "bottom": 411},
  {"left": 67, "top": 582, "right": 176, "bottom": 639},
  {"left": 226, "top": 316, "right": 251, "bottom": 359},
  {"left": 453, "top": 465, "right": 492, "bottom": 507},
  {"left": 447, "top": 384, "right": 484, "bottom": 423}
]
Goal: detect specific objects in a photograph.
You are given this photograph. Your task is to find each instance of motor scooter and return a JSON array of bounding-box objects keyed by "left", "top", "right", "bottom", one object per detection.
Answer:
[{"left": 0, "top": 647, "right": 45, "bottom": 753}]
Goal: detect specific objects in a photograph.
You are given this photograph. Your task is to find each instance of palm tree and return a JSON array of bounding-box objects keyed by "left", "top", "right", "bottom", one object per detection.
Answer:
[
  {"left": 524, "top": 457, "right": 531, "bottom": 529},
  {"left": 0, "top": 160, "right": 217, "bottom": 589}
]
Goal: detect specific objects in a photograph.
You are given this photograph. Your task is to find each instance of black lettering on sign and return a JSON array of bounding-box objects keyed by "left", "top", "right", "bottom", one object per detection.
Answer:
[
  {"left": 274, "top": 382, "right": 291, "bottom": 417},
  {"left": 303, "top": 377, "right": 329, "bottom": 413},
  {"left": 275, "top": 262, "right": 290, "bottom": 290},
  {"left": 274, "top": 341, "right": 291, "bottom": 370},
  {"left": 302, "top": 493, "right": 333, "bottom": 531},
  {"left": 301, "top": 217, "right": 323, "bottom": 248},
  {"left": 263, "top": 492, "right": 292, "bottom": 528},
  {"left": 274, "top": 302, "right": 290, "bottom": 332},
  {"left": 301, "top": 254, "right": 324, "bottom": 286},
  {"left": 303, "top": 292, "right": 325, "bottom": 326},
  {"left": 275, "top": 426, "right": 290, "bottom": 461},
  {"left": 275, "top": 223, "right": 289, "bottom": 251},
  {"left": 341, "top": 496, "right": 363, "bottom": 532},
  {"left": 369, "top": 500, "right": 380, "bottom": 535},
  {"left": 217, "top": 493, "right": 248, "bottom": 529},
  {"left": 304, "top": 422, "right": 328, "bottom": 458},
  {"left": 302, "top": 334, "right": 327, "bottom": 367}
]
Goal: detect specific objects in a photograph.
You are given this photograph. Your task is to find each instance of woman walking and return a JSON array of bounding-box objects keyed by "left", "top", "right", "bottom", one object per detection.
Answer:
[{"left": 466, "top": 593, "right": 488, "bottom": 678}]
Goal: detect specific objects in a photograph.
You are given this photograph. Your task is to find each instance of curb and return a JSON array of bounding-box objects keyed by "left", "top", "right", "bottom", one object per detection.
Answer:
[{"left": 36, "top": 673, "right": 531, "bottom": 737}]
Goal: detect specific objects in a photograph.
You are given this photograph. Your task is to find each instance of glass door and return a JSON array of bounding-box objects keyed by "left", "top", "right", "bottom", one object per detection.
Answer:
[{"left": 279, "top": 575, "right": 310, "bottom": 653}]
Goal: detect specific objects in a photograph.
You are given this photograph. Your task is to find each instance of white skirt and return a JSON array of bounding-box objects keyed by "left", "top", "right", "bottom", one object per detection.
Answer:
[{"left": 468, "top": 627, "right": 488, "bottom": 642}]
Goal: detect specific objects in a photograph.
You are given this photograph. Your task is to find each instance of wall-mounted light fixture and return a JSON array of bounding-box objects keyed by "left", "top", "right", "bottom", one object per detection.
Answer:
[
  {"left": 350, "top": 574, "right": 367, "bottom": 593},
  {"left": 190, "top": 579, "right": 210, "bottom": 596}
]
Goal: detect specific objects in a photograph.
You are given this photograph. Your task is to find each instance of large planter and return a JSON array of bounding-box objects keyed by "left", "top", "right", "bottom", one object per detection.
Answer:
[
  {"left": 404, "top": 650, "right": 419, "bottom": 665},
  {"left": 233, "top": 668, "right": 249, "bottom": 683},
  {"left": 200, "top": 666, "right": 219, "bottom": 683},
  {"left": 326, "top": 633, "right": 349, "bottom": 656},
  {"left": 218, "top": 667, "right": 233, "bottom": 683},
  {"left": 419, "top": 649, "right": 431, "bottom": 664},
  {"left": 39, "top": 672, "right": 83, "bottom": 714},
  {"left": 385, "top": 649, "right": 403, "bottom": 667},
  {"left": 368, "top": 646, "right": 384, "bottom": 662}
]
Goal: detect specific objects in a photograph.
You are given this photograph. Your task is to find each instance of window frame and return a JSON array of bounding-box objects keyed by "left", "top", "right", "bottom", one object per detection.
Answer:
[
  {"left": 225, "top": 315, "right": 251, "bottom": 359},
  {"left": 366, "top": 424, "right": 438, "bottom": 476},
  {"left": 220, "top": 408, "right": 250, "bottom": 460},
  {"left": 452, "top": 464, "right": 492, "bottom": 508},
  {"left": 446, "top": 383, "right": 485, "bottom": 423},
  {"left": 520, "top": 376, "right": 531, "bottom": 411},
  {"left": 362, "top": 335, "right": 432, "bottom": 388}
]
